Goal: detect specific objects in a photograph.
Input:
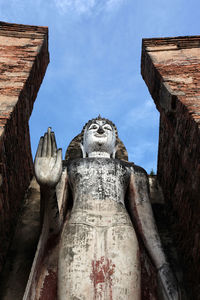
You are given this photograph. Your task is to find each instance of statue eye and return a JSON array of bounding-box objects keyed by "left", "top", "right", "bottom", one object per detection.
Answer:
[
  {"left": 89, "top": 124, "right": 98, "bottom": 130},
  {"left": 103, "top": 125, "right": 112, "bottom": 131}
]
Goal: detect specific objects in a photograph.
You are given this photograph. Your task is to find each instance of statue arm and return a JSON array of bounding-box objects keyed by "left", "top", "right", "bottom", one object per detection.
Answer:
[
  {"left": 127, "top": 166, "right": 180, "bottom": 300},
  {"left": 34, "top": 127, "right": 64, "bottom": 233},
  {"left": 23, "top": 129, "right": 69, "bottom": 299}
]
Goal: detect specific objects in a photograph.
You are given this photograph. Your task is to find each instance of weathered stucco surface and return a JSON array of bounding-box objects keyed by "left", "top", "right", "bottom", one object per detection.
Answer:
[
  {"left": 1, "top": 174, "right": 183, "bottom": 300},
  {"left": 141, "top": 35, "right": 200, "bottom": 298},
  {"left": 58, "top": 158, "right": 140, "bottom": 300},
  {"left": 0, "top": 21, "right": 49, "bottom": 274}
]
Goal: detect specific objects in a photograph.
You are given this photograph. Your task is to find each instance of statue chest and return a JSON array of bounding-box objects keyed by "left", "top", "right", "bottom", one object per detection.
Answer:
[{"left": 67, "top": 158, "right": 131, "bottom": 205}]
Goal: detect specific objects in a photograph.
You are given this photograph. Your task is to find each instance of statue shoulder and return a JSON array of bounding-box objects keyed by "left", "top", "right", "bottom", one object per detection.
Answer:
[{"left": 123, "top": 161, "right": 148, "bottom": 177}]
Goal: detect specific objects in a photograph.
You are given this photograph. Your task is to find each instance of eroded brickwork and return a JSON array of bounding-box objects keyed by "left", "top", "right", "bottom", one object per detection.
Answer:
[
  {"left": 0, "top": 22, "right": 49, "bottom": 273},
  {"left": 141, "top": 36, "right": 200, "bottom": 297}
]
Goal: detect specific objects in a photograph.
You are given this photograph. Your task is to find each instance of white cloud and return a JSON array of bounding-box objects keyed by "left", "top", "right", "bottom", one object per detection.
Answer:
[
  {"left": 54, "top": 0, "right": 126, "bottom": 15},
  {"left": 105, "top": 0, "right": 126, "bottom": 11},
  {"left": 121, "top": 98, "right": 159, "bottom": 131},
  {"left": 55, "top": 0, "right": 95, "bottom": 15}
]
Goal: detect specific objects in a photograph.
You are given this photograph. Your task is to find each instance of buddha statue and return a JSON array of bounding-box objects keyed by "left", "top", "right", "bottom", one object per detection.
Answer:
[{"left": 24, "top": 116, "right": 180, "bottom": 300}]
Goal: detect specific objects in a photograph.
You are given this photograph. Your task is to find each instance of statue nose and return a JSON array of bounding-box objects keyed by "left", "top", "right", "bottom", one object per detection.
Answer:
[{"left": 97, "top": 126, "right": 104, "bottom": 134}]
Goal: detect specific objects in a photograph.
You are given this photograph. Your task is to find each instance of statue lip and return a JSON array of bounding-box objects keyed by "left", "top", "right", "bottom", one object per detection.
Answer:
[{"left": 94, "top": 133, "right": 106, "bottom": 138}]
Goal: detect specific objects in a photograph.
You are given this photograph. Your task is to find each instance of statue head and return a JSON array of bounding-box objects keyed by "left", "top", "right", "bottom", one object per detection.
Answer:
[
  {"left": 65, "top": 116, "right": 128, "bottom": 161},
  {"left": 81, "top": 116, "right": 117, "bottom": 158}
]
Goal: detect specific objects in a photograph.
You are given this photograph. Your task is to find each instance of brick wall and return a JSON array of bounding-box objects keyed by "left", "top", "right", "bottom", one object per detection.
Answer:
[
  {"left": 0, "top": 22, "right": 49, "bottom": 273},
  {"left": 141, "top": 36, "right": 200, "bottom": 297}
]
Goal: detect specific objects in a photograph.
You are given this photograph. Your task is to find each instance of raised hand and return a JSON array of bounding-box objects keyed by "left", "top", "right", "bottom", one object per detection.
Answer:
[
  {"left": 158, "top": 263, "right": 181, "bottom": 300},
  {"left": 34, "top": 127, "right": 62, "bottom": 187}
]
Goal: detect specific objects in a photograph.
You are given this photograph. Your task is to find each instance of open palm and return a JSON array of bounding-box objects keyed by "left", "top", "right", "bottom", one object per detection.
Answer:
[{"left": 34, "top": 128, "right": 62, "bottom": 187}]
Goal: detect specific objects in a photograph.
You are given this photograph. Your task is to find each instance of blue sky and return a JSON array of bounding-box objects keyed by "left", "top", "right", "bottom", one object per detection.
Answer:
[{"left": 0, "top": 0, "right": 199, "bottom": 172}]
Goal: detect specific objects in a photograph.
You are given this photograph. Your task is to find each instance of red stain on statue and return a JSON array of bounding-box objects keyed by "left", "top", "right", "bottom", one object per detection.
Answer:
[
  {"left": 39, "top": 270, "right": 57, "bottom": 300},
  {"left": 90, "top": 257, "right": 115, "bottom": 300}
]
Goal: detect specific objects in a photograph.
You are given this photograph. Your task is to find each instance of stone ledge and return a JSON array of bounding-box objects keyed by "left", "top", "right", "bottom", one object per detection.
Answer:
[{"left": 142, "top": 35, "right": 200, "bottom": 50}]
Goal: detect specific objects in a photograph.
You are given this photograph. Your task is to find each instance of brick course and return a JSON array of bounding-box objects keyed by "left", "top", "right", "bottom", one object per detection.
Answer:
[
  {"left": 0, "top": 21, "right": 49, "bottom": 273},
  {"left": 141, "top": 36, "right": 200, "bottom": 297}
]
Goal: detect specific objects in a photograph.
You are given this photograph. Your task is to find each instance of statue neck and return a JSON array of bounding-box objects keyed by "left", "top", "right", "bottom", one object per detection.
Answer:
[{"left": 88, "top": 151, "right": 111, "bottom": 158}]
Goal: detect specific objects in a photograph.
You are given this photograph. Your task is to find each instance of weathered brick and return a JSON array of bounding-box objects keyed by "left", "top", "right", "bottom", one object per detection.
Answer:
[
  {"left": 141, "top": 35, "right": 200, "bottom": 298},
  {"left": 0, "top": 21, "right": 49, "bottom": 273}
]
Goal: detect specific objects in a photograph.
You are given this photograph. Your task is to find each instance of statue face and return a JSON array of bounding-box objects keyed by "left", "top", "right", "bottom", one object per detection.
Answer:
[{"left": 83, "top": 120, "right": 116, "bottom": 157}]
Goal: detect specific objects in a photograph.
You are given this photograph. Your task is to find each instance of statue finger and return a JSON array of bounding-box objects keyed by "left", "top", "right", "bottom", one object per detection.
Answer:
[
  {"left": 47, "top": 127, "right": 52, "bottom": 157},
  {"left": 56, "top": 148, "right": 62, "bottom": 164},
  {"left": 42, "top": 133, "right": 48, "bottom": 156},
  {"left": 51, "top": 131, "right": 57, "bottom": 156},
  {"left": 55, "top": 148, "right": 62, "bottom": 178},
  {"left": 35, "top": 136, "right": 44, "bottom": 158}
]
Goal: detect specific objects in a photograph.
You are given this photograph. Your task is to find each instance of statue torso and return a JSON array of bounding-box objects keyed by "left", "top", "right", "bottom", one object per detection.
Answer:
[
  {"left": 58, "top": 159, "right": 140, "bottom": 300},
  {"left": 67, "top": 158, "right": 131, "bottom": 214}
]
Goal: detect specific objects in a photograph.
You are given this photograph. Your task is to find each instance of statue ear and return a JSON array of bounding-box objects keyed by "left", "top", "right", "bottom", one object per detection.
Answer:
[
  {"left": 80, "top": 143, "right": 86, "bottom": 158},
  {"left": 111, "top": 145, "right": 118, "bottom": 159}
]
